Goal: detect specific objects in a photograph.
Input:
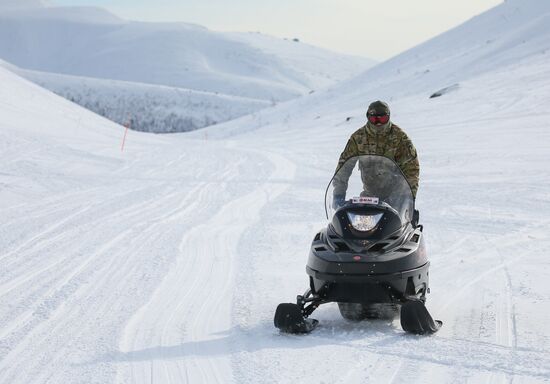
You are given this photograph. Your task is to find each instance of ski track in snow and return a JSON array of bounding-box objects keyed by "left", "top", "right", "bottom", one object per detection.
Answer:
[
  {"left": 0, "top": 182, "right": 201, "bottom": 381},
  {"left": 0, "top": 139, "right": 282, "bottom": 382},
  {"left": 3, "top": 105, "right": 550, "bottom": 383},
  {"left": 3, "top": 2, "right": 550, "bottom": 382},
  {"left": 112, "top": 148, "right": 295, "bottom": 383}
]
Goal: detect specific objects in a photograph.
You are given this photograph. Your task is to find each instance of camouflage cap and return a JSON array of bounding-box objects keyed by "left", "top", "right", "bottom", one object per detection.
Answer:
[{"left": 367, "top": 100, "right": 390, "bottom": 116}]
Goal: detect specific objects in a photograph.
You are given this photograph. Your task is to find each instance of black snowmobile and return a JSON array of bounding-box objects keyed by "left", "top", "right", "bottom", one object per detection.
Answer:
[{"left": 274, "top": 155, "right": 442, "bottom": 335}]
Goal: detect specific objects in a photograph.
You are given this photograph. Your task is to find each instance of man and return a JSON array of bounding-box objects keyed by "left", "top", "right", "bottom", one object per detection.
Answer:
[{"left": 332, "top": 100, "right": 419, "bottom": 207}]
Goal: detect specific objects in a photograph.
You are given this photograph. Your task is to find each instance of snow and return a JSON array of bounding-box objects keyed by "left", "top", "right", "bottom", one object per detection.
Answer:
[
  {"left": 0, "top": 6, "right": 374, "bottom": 101},
  {"left": 13, "top": 66, "right": 271, "bottom": 133},
  {"left": 0, "top": 5, "right": 374, "bottom": 132},
  {"left": 1, "top": 0, "right": 550, "bottom": 383},
  {"left": 226, "top": 31, "right": 372, "bottom": 91}
]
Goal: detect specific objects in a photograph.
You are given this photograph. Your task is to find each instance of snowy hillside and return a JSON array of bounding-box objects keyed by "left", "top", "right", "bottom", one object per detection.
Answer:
[
  {"left": 0, "top": 5, "right": 374, "bottom": 101},
  {"left": 226, "top": 31, "right": 368, "bottom": 91},
  {"left": 340, "top": 0, "right": 550, "bottom": 100},
  {"left": 15, "top": 66, "right": 271, "bottom": 133},
  {"left": 2, "top": 0, "right": 550, "bottom": 383},
  {"left": 0, "top": 4, "right": 374, "bottom": 132},
  {"left": 200, "top": 0, "right": 550, "bottom": 138},
  {"left": 333, "top": 0, "right": 550, "bottom": 103}
]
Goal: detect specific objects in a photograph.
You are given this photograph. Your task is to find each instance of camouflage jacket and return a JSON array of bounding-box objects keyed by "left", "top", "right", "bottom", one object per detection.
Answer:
[{"left": 333, "top": 122, "right": 420, "bottom": 198}]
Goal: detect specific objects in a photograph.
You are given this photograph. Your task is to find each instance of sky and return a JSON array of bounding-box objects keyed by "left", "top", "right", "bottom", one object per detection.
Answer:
[{"left": 51, "top": 0, "right": 504, "bottom": 60}]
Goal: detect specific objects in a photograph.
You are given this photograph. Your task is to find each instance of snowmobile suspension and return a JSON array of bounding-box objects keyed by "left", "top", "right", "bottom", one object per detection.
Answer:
[{"left": 297, "top": 289, "right": 325, "bottom": 318}]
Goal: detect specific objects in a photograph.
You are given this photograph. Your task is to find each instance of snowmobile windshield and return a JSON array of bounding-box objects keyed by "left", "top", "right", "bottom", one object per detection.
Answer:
[{"left": 325, "top": 155, "right": 414, "bottom": 224}]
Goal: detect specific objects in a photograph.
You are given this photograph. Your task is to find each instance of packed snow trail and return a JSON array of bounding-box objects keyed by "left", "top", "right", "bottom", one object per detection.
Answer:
[
  {"left": 2, "top": 60, "right": 550, "bottom": 383},
  {"left": 0, "top": 65, "right": 290, "bottom": 382},
  {"left": 0, "top": 138, "right": 276, "bottom": 383},
  {"left": 199, "top": 52, "right": 550, "bottom": 383},
  {"left": 3, "top": 1, "right": 550, "bottom": 382},
  {"left": 114, "top": 150, "right": 295, "bottom": 383},
  {"left": 0, "top": 121, "right": 289, "bottom": 382}
]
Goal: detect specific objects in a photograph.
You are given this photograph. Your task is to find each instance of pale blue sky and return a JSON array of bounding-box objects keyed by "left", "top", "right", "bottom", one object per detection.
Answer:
[{"left": 52, "top": 0, "right": 503, "bottom": 60}]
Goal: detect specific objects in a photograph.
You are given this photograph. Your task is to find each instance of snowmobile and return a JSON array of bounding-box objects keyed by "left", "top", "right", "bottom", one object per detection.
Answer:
[{"left": 274, "top": 155, "right": 442, "bottom": 335}]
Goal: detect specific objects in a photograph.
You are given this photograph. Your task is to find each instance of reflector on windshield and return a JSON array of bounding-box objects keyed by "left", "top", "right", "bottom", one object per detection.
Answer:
[{"left": 352, "top": 196, "right": 379, "bottom": 205}]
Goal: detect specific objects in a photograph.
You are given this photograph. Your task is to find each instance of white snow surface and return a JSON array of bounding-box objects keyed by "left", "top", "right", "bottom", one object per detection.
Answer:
[{"left": 2, "top": 1, "right": 550, "bottom": 383}]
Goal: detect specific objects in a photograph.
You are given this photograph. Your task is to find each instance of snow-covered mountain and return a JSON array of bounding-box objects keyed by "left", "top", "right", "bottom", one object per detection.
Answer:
[
  {"left": 0, "top": 5, "right": 374, "bottom": 101},
  {"left": 0, "top": 4, "right": 374, "bottom": 132},
  {"left": 337, "top": 0, "right": 550, "bottom": 101},
  {"left": 2, "top": 0, "right": 550, "bottom": 383},
  {"left": 202, "top": 0, "right": 550, "bottom": 140}
]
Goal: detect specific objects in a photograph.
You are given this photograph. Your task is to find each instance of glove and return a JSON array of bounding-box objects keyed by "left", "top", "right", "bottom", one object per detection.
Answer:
[{"left": 332, "top": 195, "right": 345, "bottom": 210}]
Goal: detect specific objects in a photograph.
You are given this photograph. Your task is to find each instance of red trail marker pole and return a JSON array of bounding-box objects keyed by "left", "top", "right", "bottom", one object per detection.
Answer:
[{"left": 121, "top": 118, "right": 131, "bottom": 152}]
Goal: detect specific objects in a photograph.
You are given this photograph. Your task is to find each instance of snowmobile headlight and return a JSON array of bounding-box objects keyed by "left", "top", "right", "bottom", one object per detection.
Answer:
[{"left": 346, "top": 212, "right": 383, "bottom": 232}]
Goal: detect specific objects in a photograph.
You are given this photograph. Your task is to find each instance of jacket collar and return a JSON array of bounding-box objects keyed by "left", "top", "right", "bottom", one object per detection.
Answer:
[{"left": 366, "top": 121, "right": 392, "bottom": 135}]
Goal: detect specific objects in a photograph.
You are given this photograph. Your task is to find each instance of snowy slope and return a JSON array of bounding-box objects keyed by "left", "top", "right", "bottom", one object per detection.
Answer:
[
  {"left": 0, "top": 63, "right": 276, "bottom": 382},
  {"left": 339, "top": 0, "right": 550, "bottom": 100},
  {"left": 0, "top": 4, "right": 374, "bottom": 132},
  {"left": 198, "top": 0, "right": 550, "bottom": 139},
  {"left": 14, "top": 65, "right": 271, "bottom": 133},
  {"left": 0, "top": 5, "right": 374, "bottom": 102},
  {"left": 2, "top": 0, "right": 550, "bottom": 383},
  {"left": 226, "top": 31, "right": 372, "bottom": 91}
]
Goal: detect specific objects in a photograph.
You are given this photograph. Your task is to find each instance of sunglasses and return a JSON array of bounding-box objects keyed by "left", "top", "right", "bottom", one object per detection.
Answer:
[{"left": 367, "top": 113, "right": 390, "bottom": 125}]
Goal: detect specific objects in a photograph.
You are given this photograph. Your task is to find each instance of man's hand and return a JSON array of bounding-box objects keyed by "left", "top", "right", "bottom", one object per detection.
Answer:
[{"left": 332, "top": 195, "right": 346, "bottom": 210}]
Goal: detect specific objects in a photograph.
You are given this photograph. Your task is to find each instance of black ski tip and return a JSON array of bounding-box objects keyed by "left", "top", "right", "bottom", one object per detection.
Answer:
[
  {"left": 274, "top": 303, "right": 318, "bottom": 334},
  {"left": 400, "top": 300, "right": 442, "bottom": 335}
]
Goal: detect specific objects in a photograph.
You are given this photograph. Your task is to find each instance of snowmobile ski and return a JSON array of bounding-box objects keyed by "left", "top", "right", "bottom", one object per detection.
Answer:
[
  {"left": 274, "top": 303, "right": 318, "bottom": 334},
  {"left": 400, "top": 300, "right": 442, "bottom": 335}
]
